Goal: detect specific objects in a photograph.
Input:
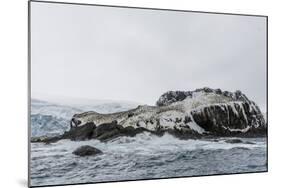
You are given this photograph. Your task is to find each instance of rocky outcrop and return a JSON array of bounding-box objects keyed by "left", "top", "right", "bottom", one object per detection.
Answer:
[
  {"left": 61, "top": 121, "right": 146, "bottom": 142},
  {"left": 72, "top": 145, "right": 102, "bottom": 157},
  {"left": 33, "top": 87, "right": 266, "bottom": 143},
  {"left": 67, "top": 88, "right": 266, "bottom": 138},
  {"left": 156, "top": 87, "right": 252, "bottom": 107},
  {"left": 63, "top": 122, "right": 96, "bottom": 141},
  {"left": 92, "top": 121, "right": 144, "bottom": 141},
  {"left": 190, "top": 102, "right": 266, "bottom": 136}
]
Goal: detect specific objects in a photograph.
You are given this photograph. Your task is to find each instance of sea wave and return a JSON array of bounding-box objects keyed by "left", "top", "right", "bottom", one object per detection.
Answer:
[{"left": 30, "top": 133, "right": 267, "bottom": 186}]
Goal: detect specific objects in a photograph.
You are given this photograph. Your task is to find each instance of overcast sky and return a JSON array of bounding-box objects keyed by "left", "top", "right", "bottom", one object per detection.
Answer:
[{"left": 30, "top": 2, "right": 267, "bottom": 111}]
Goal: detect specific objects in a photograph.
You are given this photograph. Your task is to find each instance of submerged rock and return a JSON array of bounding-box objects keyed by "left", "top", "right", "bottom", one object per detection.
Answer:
[
  {"left": 72, "top": 145, "right": 102, "bottom": 157},
  {"left": 230, "top": 147, "right": 250, "bottom": 151},
  {"left": 225, "top": 139, "right": 244, "bottom": 144},
  {"left": 31, "top": 135, "right": 62, "bottom": 144}
]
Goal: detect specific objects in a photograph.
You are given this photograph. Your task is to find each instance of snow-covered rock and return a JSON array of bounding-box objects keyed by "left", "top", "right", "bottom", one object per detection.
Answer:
[{"left": 69, "top": 88, "right": 266, "bottom": 139}]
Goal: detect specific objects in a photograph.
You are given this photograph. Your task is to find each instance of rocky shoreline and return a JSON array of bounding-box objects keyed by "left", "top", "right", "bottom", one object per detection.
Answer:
[{"left": 31, "top": 87, "right": 267, "bottom": 144}]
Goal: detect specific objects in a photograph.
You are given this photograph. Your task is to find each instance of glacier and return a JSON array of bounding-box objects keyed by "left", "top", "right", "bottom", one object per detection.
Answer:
[{"left": 31, "top": 99, "right": 139, "bottom": 137}]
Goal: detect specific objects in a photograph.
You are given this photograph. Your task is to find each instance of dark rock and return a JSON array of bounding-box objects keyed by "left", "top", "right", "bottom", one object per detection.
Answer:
[
  {"left": 31, "top": 135, "right": 62, "bottom": 144},
  {"left": 93, "top": 121, "right": 121, "bottom": 138},
  {"left": 244, "top": 141, "right": 255, "bottom": 144},
  {"left": 231, "top": 147, "right": 250, "bottom": 151},
  {"left": 72, "top": 145, "right": 102, "bottom": 157},
  {"left": 30, "top": 136, "right": 46, "bottom": 143},
  {"left": 214, "top": 89, "right": 222, "bottom": 94},
  {"left": 128, "top": 112, "right": 134, "bottom": 118},
  {"left": 120, "top": 126, "right": 145, "bottom": 137},
  {"left": 62, "top": 122, "right": 96, "bottom": 141},
  {"left": 166, "top": 128, "right": 202, "bottom": 140},
  {"left": 157, "top": 87, "right": 228, "bottom": 106},
  {"left": 156, "top": 91, "right": 190, "bottom": 106},
  {"left": 190, "top": 102, "right": 266, "bottom": 136},
  {"left": 225, "top": 139, "right": 244, "bottom": 144},
  {"left": 175, "top": 117, "right": 182, "bottom": 123},
  {"left": 184, "top": 116, "right": 192, "bottom": 124},
  {"left": 93, "top": 121, "right": 146, "bottom": 141},
  {"left": 156, "top": 87, "right": 255, "bottom": 107},
  {"left": 70, "top": 118, "right": 82, "bottom": 128},
  {"left": 234, "top": 126, "right": 267, "bottom": 137},
  {"left": 96, "top": 129, "right": 121, "bottom": 141}
]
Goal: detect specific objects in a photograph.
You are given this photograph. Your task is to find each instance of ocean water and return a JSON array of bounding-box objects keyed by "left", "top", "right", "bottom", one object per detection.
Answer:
[{"left": 30, "top": 133, "right": 267, "bottom": 186}]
